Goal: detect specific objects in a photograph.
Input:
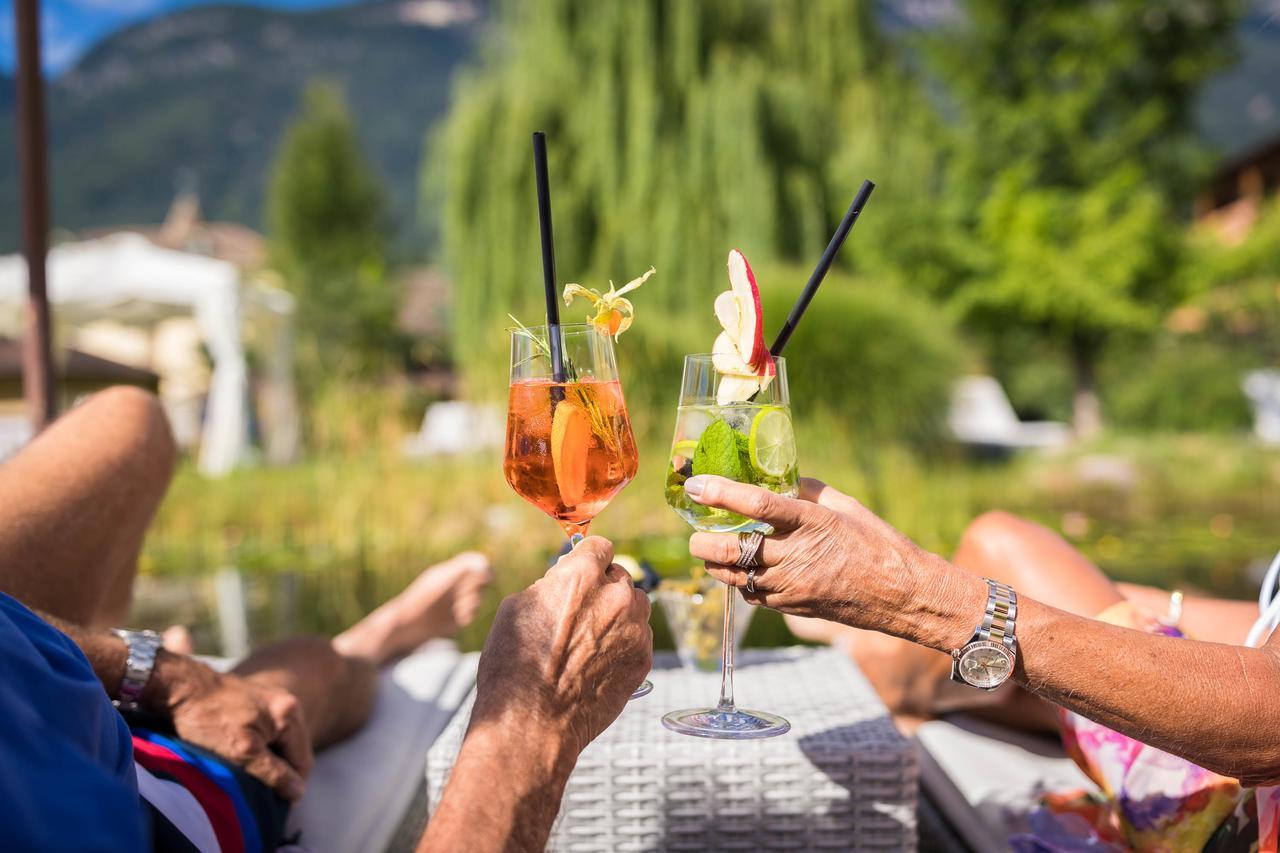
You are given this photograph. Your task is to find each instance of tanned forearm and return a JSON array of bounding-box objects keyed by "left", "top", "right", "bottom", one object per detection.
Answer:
[
  {"left": 420, "top": 715, "right": 579, "bottom": 853},
  {"left": 892, "top": 556, "right": 1280, "bottom": 786}
]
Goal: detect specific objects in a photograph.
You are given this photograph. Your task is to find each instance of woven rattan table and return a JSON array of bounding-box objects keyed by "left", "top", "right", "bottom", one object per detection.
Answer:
[{"left": 426, "top": 647, "right": 918, "bottom": 851}]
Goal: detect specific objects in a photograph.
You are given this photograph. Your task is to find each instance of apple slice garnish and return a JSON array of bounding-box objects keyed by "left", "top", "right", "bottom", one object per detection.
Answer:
[
  {"left": 714, "top": 290, "right": 741, "bottom": 341},
  {"left": 727, "top": 249, "right": 767, "bottom": 368},
  {"left": 712, "top": 331, "right": 756, "bottom": 376},
  {"left": 717, "top": 373, "right": 763, "bottom": 406}
]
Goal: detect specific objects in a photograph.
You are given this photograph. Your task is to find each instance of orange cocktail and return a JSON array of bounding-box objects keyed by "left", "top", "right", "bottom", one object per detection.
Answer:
[
  {"left": 502, "top": 323, "right": 638, "bottom": 545},
  {"left": 504, "top": 376, "right": 638, "bottom": 541}
]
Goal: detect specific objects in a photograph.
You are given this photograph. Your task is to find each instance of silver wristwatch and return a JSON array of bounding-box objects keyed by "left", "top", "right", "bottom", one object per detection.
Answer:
[
  {"left": 111, "top": 629, "right": 163, "bottom": 711},
  {"left": 950, "top": 579, "right": 1018, "bottom": 690}
]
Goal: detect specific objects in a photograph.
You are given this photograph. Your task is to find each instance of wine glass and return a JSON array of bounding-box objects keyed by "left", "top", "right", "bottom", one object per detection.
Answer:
[
  {"left": 661, "top": 354, "right": 796, "bottom": 737},
  {"left": 503, "top": 322, "right": 652, "bottom": 699}
]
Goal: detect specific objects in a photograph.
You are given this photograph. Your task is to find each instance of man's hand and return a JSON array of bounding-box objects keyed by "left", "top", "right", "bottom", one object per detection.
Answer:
[
  {"left": 421, "top": 536, "right": 652, "bottom": 853},
  {"left": 471, "top": 535, "right": 652, "bottom": 758},
  {"left": 147, "top": 654, "right": 313, "bottom": 800}
]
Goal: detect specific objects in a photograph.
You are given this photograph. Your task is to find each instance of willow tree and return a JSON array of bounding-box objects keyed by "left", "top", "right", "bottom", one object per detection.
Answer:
[{"left": 431, "top": 0, "right": 947, "bottom": 398}]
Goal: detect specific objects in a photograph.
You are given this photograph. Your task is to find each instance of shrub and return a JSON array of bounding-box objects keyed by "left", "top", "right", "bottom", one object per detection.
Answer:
[
  {"left": 1102, "top": 340, "right": 1254, "bottom": 433},
  {"left": 757, "top": 265, "right": 967, "bottom": 448}
]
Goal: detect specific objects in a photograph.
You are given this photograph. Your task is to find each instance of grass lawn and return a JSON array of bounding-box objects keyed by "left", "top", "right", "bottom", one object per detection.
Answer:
[{"left": 137, "top": 427, "right": 1280, "bottom": 654}]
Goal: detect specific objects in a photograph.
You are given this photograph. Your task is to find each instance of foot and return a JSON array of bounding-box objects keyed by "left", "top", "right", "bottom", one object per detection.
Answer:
[{"left": 333, "top": 552, "right": 493, "bottom": 665}]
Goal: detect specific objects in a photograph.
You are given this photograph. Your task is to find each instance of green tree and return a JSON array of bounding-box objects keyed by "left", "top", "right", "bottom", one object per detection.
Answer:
[
  {"left": 430, "top": 0, "right": 951, "bottom": 398},
  {"left": 268, "top": 81, "right": 395, "bottom": 379},
  {"left": 931, "top": 0, "right": 1243, "bottom": 436}
]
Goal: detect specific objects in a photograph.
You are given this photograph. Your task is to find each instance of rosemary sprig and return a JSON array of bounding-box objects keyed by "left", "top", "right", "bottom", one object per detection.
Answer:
[
  {"left": 509, "top": 314, "right": 579, "bottom": 379},
  {"left": 509, "top": 314, "right": 618, "bottom": 452}
]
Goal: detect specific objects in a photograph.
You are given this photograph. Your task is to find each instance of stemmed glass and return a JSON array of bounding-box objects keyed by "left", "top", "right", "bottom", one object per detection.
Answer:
[
  {"left": 503, "top": 322, "right": 652, "bottom": 698},
  {"left": 661, "top": 354, "right": 796, "bottom": 737}
]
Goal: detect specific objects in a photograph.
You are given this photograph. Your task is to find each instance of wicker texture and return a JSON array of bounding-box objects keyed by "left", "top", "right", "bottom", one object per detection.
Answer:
[{"left": 426, "top": 648, "right": 917, "bottom": 851}]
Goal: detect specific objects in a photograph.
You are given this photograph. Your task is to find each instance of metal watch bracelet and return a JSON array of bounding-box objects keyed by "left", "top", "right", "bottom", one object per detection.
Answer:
[
  {"left": 976, "top": 578, "right": 1018, "bottom": 650},
  {"left": 111, "top": 628, "right": 163, "bottom": 712}
]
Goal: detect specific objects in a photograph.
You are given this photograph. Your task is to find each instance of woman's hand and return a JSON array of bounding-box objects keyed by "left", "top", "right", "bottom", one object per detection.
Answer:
[{"left": 684, "top": 474, "right": 980, "bottom": 642}]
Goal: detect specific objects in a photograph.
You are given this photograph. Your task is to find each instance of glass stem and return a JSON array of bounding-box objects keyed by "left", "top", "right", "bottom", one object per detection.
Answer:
[
  {"left": 717, "top": 583, "right": 736, "bottom": 712},
  {"left": 568, "top": 532, "right": 585, "bottom": 548}
]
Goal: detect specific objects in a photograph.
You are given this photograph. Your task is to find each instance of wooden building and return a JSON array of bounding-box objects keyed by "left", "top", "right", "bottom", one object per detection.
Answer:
[{"left": 1196, "top": 133, "right": 1280, "bottom": 245}]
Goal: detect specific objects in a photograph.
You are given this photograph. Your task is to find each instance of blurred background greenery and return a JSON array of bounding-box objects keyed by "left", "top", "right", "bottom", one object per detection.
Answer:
[{"left": 5, "top": 0, "right": 1279, "bottom": 651}]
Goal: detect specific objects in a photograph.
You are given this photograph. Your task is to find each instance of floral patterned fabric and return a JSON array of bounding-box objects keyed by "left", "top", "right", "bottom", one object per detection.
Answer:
[{"left": 1010, "top": 601, "right": 1277, "bottom": 853}]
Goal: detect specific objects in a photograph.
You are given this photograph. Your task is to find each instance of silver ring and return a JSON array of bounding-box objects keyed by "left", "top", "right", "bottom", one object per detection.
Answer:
[
  {"left": 746, "top": 568, "right": 757, "bottom": 593},
  {"left": 735, "top": 530, "right": 765, "bottom": 569}
]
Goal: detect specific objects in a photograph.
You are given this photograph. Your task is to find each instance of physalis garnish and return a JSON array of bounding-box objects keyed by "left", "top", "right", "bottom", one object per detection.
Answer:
[{"left": 562, "top": 266, "right": 656, "bottom": 338}]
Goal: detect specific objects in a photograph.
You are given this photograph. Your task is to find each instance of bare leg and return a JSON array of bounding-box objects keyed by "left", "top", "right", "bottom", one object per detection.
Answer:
[
  {"left": 235, "top": 552, "right": 493, "bottom": 750},
  {"left": 0, "top": 387, "right": 177, "bottom": 629},
  {"left": 788, "top": 511, "right": 1124, "bottom": 729}
]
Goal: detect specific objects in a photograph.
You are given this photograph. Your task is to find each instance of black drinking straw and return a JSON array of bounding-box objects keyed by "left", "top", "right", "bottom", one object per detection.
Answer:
[
  {"left": 770, "top": 180, "right": 876, "bottom": 357},
  {"left": 532, "top": 131, "right": 566, "bottom": 382}
]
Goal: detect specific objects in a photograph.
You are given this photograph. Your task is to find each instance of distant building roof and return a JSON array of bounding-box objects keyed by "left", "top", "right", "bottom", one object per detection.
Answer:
[
  {"left": 80, "top": 191, "right": 266, "bottom": 271},
  {"left": 1195, "top": 129, "right": 1280, "bottom": 244},
  {"left": 397, "top": 266, "right": 450, "bottom": 337}
]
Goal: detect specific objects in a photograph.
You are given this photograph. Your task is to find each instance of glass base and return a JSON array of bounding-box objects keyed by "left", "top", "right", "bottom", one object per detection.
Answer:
[
  {"left": 630, "top": 679, "right": 653, "bottom": 700},
  {"left": 662, "top": 706, "right": 790, "bottom": 739}
]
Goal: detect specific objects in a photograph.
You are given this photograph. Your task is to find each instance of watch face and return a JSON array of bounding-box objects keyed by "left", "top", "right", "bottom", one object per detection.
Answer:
[{"left": 958, "top": 642, "right": 1014, "bottom": 689}]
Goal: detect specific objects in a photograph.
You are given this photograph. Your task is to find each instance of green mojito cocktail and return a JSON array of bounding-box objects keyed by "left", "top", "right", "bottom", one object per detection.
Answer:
[{"left": 665, "top": 399, "right": 798, "bottom": 533}]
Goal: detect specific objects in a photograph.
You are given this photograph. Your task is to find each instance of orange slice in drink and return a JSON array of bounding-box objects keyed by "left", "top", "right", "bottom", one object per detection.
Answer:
[{"left": 552, "top": 399, "right": 591, "bottom": 508}]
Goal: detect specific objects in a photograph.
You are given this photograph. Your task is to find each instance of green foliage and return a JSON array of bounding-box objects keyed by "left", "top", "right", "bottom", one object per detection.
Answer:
[
  {"left": 1182, "top": 199, "right": 1280, "bottom": 363},
  {"left": 930, "top": 0, "right": 1245, "bottom": 426},
  {"left": 267, "top": 82, "right": 399, "bottom": 380},
  {"left": 432, "top": 0, "right": 950, "bottom": 398},
  {"left": 1103, "top": 340, "right": 1254, "bottom": 433},
  {"left": 140, "top": 435, "right": 1280, "bottom": 650},
  {"left": 758, "top": 267, "right": 966, "bottom": 448}
]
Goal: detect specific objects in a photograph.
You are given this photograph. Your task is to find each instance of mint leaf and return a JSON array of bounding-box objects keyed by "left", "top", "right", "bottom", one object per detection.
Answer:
[
  {"left": 692, "top": 419, "right": 747, "bottom": 482},
  {"left": 732, "top": 429, "right": 761, "bottom": 485}
]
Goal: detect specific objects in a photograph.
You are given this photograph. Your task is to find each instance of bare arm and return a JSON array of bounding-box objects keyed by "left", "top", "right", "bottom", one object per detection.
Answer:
[
  {"left": 420, "top": 717, "right": 577, "bottom": 851},
  {"left": 684, "top": 475, "right": 1280, "bottom": 786},
  {"left": 1115, "top": 582, "right": 1257, "bottom": 645},
  {"left": 419, "top": 537, "right": 652, "bottom": 853},
  {"left": 900, "top": 558, "right": 1280, "bottom": 785},
  {"left": 34, "top": 609, "right": 312, "bottom": 799}
]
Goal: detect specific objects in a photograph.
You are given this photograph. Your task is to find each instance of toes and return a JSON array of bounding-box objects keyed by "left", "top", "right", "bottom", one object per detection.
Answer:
[
  {"left": 162, "top": 625, "right": 195, "bottom": 655},
  {"left": 458, "top": 551, "right": 493, "bottom": 581}
]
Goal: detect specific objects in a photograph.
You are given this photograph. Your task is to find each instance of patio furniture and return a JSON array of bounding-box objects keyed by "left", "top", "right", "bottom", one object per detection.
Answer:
[
  {"left": 284, "top": 641, "right": 479, "bottom": 853},
  {"left": 425, "top": 647, "right": 918, "bottom": 851},
  {"left": 401, "top": 400, "right": 504, "bottom": 458},
  {"left": 916, "top": 715, "right": 1089, "bottom": 852},
  {"left": 1244, "top": 369, "right": 1280, "bottom": 446},
  {"left": 948, "top": 375, "right": 1071, "bottom": 453}
]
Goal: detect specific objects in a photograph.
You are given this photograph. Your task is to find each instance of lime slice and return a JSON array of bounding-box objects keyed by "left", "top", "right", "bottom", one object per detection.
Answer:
[
  {"left": 670, "top": 439, "right": 698, "bottom": 475},
  {"left": 748, "top": 407, "right": 796, "bottom": 478},
  {"left": 671, "top": 439, "right": 698, "bottom": 460}
]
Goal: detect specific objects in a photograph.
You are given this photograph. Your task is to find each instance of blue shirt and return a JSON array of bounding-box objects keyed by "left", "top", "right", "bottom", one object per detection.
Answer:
[{"left": 0, "top": 592, "right": 144, "bottom": 851}]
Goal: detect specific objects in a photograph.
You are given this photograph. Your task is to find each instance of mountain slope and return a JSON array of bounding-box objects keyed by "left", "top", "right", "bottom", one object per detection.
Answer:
[
  {"left": 0, "top": 1, "right": 482, "bottom": 255},
  {"left": 1197, "top": 5, "right": 1280, "bottom": 158}
]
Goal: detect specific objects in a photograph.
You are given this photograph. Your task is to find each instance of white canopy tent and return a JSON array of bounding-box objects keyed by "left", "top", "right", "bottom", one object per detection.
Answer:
[{"left": 0, "top": 233, "right": 297, "bottom": 475}]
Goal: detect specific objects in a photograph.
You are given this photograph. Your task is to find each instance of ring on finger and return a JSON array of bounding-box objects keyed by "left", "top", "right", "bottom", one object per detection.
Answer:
[
  {"left": 735, "top": 530, "right": 765, "bottom": 569},
  {"left": 746, "top": 568, "right": 757, "bottom": 593}
]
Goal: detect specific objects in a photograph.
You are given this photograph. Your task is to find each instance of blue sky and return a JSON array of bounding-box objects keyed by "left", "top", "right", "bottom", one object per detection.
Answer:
[{"left": 0, "top": 0, "right": 356, "bottom": 74}]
